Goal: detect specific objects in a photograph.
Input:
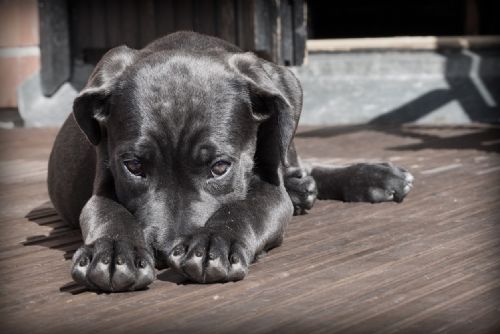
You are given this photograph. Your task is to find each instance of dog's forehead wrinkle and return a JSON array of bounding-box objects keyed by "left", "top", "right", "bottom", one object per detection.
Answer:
[
  {"left": 134, "top": 82, "right": 237, "bottom": 131},
  {"left": 132, "top": 53, "right": 232, "bottom": 94},
  {"left": 133, "top": 98, "right": 245, "bottom": 162},
  {"left": 136, "top": 119, "right": 220, "bottom": 166},
  {"left": 114, "top": 138, "right": 156, "bottom": 159}
]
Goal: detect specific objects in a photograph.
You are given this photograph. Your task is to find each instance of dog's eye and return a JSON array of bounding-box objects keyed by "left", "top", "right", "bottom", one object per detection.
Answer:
[
  {"left": 211, "top": 160, "right": 231, "bottom": 177},
  {"left": 124, "top": 159, "right": 144, "bottom": 177}
]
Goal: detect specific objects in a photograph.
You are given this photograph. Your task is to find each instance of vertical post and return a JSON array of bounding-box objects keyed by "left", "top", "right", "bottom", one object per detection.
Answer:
[
  {"left": 292, "top": 0, "right": 307, "bottom": 65},
  {"left": 39, "top": 0, "right": 70, "bottom": 96},
  {"left": 253, "top": 0, "right": 280, "bottom": 63},
  {"left": 250, "top": 0, "right": 306, "bottom": 66},
  {"left": 281, "top": 0, "right": 294, "bottom": 66}
]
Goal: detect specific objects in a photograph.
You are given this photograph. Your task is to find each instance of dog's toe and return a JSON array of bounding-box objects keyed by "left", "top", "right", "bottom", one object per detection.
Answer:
[{"left": 205, "top": 257, "right": 228, "bottom": 283}]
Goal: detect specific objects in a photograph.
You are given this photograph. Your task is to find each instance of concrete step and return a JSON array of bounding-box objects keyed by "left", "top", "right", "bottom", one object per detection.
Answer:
[{"left": 293, "top": 50, "right": 500, "bottom": 125}]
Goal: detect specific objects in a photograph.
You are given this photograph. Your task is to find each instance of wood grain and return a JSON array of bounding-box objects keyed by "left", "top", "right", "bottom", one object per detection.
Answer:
[{"left": 0, "top": 125, "right": 499, "bottom": 333}]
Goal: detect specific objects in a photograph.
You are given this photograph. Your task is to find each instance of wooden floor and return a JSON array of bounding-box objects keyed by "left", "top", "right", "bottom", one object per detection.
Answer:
[{"left": 1, "top": 125, "right": 500, "bottom": 334}]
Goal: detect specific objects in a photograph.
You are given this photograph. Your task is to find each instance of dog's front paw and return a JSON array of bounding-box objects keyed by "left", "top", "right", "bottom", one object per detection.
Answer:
[
  {"left": 168, "top": 231, "right": 251, "bottom": 283},
  {"left": 71, "top": 237, "right": 155, "bottom": 292},
  {"left": 346, "top": 163, "right": 414, "bottom": 203}
]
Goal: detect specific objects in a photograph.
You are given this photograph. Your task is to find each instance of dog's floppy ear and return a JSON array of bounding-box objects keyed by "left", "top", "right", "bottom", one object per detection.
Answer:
[
  {"left": 73, "top": 46, "right": 138, "bottom": 145},
  {"left": 229, "top": 52, "right": 302, "bottom": 183}
]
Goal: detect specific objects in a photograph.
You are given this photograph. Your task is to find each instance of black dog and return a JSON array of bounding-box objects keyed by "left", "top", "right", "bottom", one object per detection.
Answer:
[{"left": 48, "top": 32, "right": 413, "bottom": 292}]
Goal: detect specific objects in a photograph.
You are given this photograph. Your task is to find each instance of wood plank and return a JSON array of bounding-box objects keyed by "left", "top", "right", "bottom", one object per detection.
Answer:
[
  {"left": 120, "top": 0, "right": 139, "bottom": 48},
  {"left": 193, "top": 0, "right": 215, "bottom": 36},
  {"left": 154, "top": 0, "right": 175, "bottom": 37},
  {"left": 236, "top": 0, "right": 254, "bottom": 51},
  {"left": 216, "top": 0, "right": 236, "bottom": 44},
  {"left": 88, "top": 0, "right": 106, "bottom": 49},
  {"left": 138, "top": 0, "right": 156, "bottom": 47},
  {"left": 174, "top": 0, "right": 193, "bottom": 31},
  {"left": 69, "top": 0, "right": 89, "bottom": 61},
  {"left": 104, "top": 0, "right": 122, "bottom": 47},
  {"left": 0, "top": 125, "right": 499, "bottom": 333}
]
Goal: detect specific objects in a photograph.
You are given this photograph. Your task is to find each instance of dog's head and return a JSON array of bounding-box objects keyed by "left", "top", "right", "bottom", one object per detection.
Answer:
[{"left": 73, "top": 43, "right": 301, "bottom": 266}]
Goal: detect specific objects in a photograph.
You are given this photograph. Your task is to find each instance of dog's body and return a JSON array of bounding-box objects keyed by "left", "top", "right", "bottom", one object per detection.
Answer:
[{"left": 48, "top": 32, "right": 413, "bottom": 291}]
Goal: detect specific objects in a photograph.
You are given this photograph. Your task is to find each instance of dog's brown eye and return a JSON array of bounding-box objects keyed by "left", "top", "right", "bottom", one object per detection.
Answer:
[
  {"left": 124, "top": 159, "right": 144, "bottom": 176},
  {"left": 211, "top": 160, "right": 231, "bottom": 177}
]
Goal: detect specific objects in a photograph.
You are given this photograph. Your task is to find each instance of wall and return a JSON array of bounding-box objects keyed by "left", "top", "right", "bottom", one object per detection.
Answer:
[{"left": 0, "top": 0, "right": 40, "bottom": 109}]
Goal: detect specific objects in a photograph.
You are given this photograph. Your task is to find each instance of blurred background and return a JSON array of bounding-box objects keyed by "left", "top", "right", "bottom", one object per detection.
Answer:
[{"left": 0, "top": 0, "right": 499, "bottom": 128}]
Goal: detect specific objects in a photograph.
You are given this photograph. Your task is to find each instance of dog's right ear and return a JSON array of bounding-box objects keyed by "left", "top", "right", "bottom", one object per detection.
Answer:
[{"left": 73, "top": 46, "right": 138, "bottom": 145}]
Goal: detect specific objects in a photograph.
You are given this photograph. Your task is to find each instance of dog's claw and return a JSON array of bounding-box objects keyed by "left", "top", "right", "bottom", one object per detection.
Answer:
[{"left": 79, "top": 257, "right": 88, "bottom": 267}]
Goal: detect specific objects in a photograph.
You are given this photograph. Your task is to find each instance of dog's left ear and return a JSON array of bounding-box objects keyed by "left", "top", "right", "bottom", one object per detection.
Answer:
[
  {"left": 229, "top": 53, "right": 302, "bottom": 181},
  {"left": 73, "top": 46, "right": 139, "bottom": 145}
]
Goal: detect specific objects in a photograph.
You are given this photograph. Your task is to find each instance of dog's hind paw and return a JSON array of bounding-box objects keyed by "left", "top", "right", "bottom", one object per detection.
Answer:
[
  {"left": 71, "top": 237, "right": 155, "bottom": 292},
  {"left": 285, "top": 167, "right": 318, "bottom": 215},
  {"left": 343, "top": 162, "right": 414, "bottom": 203}
]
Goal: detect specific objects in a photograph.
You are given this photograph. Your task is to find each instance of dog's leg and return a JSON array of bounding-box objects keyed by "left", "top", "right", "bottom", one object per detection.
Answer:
[
  {"left": 166, "top": 177, "right": 293, "bottom": 283},
  {"left": 71, "top": 196, "right": 155, "bottom": 292},
  {"left": 310, "top": 162, "right": 414, "bottom": 203}
]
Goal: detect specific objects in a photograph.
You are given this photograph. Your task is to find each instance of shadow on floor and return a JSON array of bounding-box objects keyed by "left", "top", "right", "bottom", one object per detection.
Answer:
[
  {"left": 297, "top": 125, "right": 500, "bottom": 154},
  {"left": 157, "top": 269, "right": 189, "bottom": 284},
  {"left": 24, "top": 202, "right": 81, "bottom": 260},
  {"left": 24, "top": 201, "right": 87, "bottom": 294},
  {"left": 382, "top": 126, "right": 500, "bottom": 153}
]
